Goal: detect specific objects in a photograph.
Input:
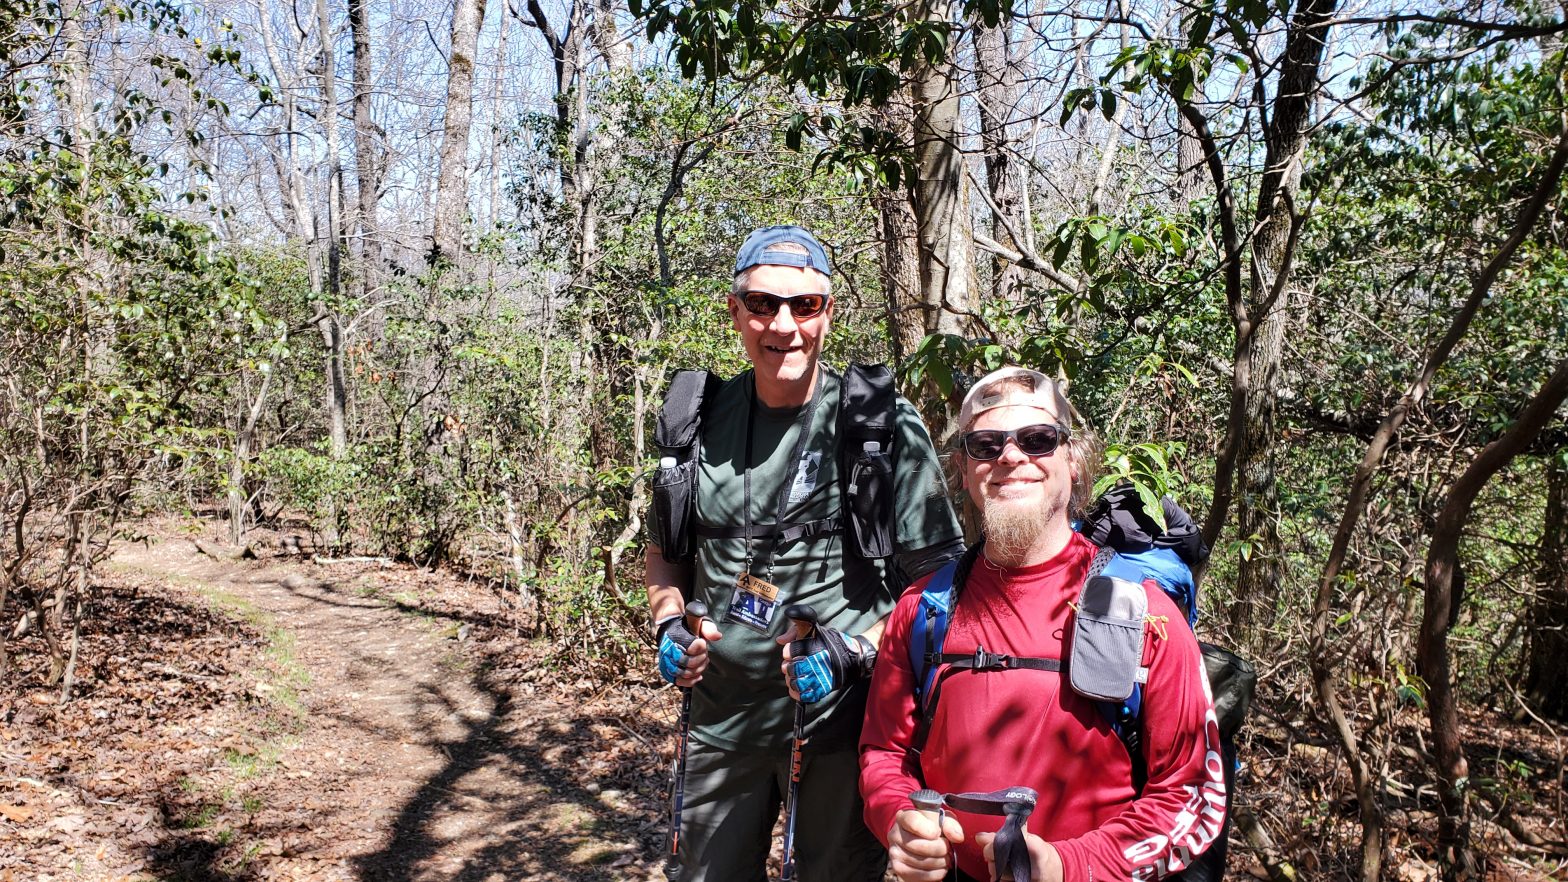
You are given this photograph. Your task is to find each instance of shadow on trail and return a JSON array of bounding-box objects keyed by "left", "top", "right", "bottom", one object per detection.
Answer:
[
  {"left": 252, "top": 567, "right": 507, "bottom": 636},
  {"left": 97, "top": 548, "right": 670, "bottom": 882},
  {"left": 352, "top": 650, "right": 669, "bottom": 882},
  {"left": 249, "top": 563, "right": 671, "bottom": 880}
]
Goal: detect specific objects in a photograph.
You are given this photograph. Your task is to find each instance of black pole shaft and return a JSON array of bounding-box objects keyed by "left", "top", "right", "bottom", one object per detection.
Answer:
[
  {"left": 664, "top": 600, "right": 707, "bottom": 880},
  {"left": 780, "top": 604, "right": 818, "bottom": 882}
]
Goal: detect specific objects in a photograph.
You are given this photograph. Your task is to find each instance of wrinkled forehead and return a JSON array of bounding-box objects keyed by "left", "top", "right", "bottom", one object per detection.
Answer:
[{"left": 973, "top": 375, "right": 1041, "bottom": 408}]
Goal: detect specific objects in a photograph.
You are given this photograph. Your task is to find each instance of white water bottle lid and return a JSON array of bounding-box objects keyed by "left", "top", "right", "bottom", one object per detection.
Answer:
[{"left": 659, "top": 456, "right": 678, "bottom": 469}]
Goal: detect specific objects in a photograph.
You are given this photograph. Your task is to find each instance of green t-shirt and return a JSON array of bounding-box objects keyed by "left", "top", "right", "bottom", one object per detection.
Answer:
[{"left": 674, "top": 368, "right": 961, "bottom": 753}]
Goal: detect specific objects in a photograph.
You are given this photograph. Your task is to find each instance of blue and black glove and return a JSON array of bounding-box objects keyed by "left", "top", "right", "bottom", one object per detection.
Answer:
[
  {"left": 657, "top": 615, "right": 699, "bottom": 685},
  {"left": 788, "top": 627, "right": 876, "bottom": 704}
]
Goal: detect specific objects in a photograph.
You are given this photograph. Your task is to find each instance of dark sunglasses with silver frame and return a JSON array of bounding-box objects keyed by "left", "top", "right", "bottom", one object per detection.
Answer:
[
  {"left": 961, "top": 423, "right": 1070, "bottom": 460},
  {"left": 737, "top": 291, "right": 830, "bottom": 319}
]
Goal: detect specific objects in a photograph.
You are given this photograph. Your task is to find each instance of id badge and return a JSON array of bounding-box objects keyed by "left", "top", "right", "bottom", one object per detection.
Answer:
[{"left": 724, "top": 572, "right": 781, "bottom": 632}]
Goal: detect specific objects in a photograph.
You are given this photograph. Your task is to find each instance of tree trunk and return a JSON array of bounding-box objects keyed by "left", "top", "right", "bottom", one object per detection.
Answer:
[
  {"left": 1230, "top": 322, "right": 1287, "bottom": 634},
  {"left": 1421, "top": 356, "right": 1568, "bottom": 881},
  {"left": 877, "top": 186, "right": 925, "bottom": 363},
  {"left": 577, "top": 0, "right": 630, "bottom": 270},
  {"left": 1089, "top": 2, "right": 1133, "bottom": 216},
  {"left": 973, "top": 17, "right": 1024, "bottom": 304},
  {"left": 487, "top": 4, "right": 510, "bottom": 228},
  {"left": 501, "top": 488, "right": 536, "bottom": 622},
  {"left": 908, "top": 5, "right": 973, "bottom": 343},
  {"left": 58, "top": 0, "right": 92, "bottom": 169},
  {"left": 865, "top": 96, "right": 924, "bottom": 363},
  {"left": 519, "top": 0, "right": 588, "bottom": 268},
  {"left": 229, "top": 368, "right": 275, "bottom": 544},
  {"left": 590, "top": 0, "right": 630, "bottom": 70},
  {"left": 348, "top": 0, "right": 382, "bottom": 298},
  {"left": 1174, "top": 95, "right": 1207, "bottom": 208},
  {"left": 431, "top": 0, "right": 488, "bottom": 264},
  {"left": 1171, "top": 16, "right": 1206, "bottom": 210},
  {"left": 1231, "top": 0, "right": 1337, "bottom": 635},
  {"left": 315, "top": 0, "right": 350, "bottom": 464},
  {"left": 256, "top": 2, "right": 318, "bottom": 251},
  {"left": 606, "top": 346, "right": 660, "bottom": 598},
  {"left": 315, "top": 0, "right": 347, "bottom": 294},
  {"left": 1524, "top": 456, "right": 1568, "bottom": 720}
]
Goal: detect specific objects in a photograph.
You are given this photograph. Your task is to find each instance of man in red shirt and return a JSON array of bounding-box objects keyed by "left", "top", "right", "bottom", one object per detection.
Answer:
[{"left": 859, "top": 367, "right": 1226, "bottom": 882}]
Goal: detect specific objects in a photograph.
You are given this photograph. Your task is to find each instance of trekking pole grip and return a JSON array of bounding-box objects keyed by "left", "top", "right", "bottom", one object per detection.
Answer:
[
  {"left": 683, "top": 600, "right": 708, "bottom": 638},
  {"left": 910, "top": 788, "right": 944, "bottom": 818},
  {"left": 910, "top": 789, "right": 950, "bottom": 874},
  {"left": 785, "top": 603, "right": 818, "bottom": 641}
]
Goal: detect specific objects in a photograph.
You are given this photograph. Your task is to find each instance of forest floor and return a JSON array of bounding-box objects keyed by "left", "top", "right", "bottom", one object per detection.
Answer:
[
  {"left": 2, "top": 518, "right": 677, "bottom": 881},
  {"left": 2, "top": 517, "right": 1567, "bottom": 881}
]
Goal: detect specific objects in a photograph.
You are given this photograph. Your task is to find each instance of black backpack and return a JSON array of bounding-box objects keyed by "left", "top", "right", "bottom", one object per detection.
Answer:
[{"left": 649, "top": 364, "right": 899, "bottom": 563}]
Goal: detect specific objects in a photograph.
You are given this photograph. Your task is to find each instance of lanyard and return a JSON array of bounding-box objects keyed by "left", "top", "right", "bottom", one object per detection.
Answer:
[{"left": 742, "top": 372, "right": 823, "bottom": 581}]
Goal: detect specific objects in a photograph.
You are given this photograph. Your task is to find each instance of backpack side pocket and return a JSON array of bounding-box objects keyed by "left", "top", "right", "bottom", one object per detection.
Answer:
[
  {"left": 846, "top": 444, "right": 894, "bottom": 559},
  {"left": 1069, "top": 575, "right": 1148, "bottom": 703},
  {"left": 1200, "top": 642, "right": 1256, "bottom": 740},
  {"left": 651, "top": 459, "right": 697, "bottom": 563}
]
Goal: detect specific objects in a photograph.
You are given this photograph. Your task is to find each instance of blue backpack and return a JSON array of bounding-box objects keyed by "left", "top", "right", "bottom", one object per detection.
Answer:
[
  {"left": 907, "top": 542, "right": 1191, "bottom": 758},
  {"left": 906, "top": 529, "right": 1254, "bottom": 882}
]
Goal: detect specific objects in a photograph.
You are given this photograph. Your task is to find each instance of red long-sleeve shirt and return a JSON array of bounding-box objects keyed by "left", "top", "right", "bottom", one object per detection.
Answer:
[{"left": 860, "top": 533, "right": 1226, "bottom": 882}]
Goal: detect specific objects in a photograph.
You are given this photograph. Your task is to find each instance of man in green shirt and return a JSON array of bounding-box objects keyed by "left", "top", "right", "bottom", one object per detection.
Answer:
[{"left": 647, "top": 225, "right": 964, "bottom": 882}]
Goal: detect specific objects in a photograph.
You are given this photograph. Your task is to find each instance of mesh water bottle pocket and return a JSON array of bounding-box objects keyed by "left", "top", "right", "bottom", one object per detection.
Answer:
[
  {"left": 1201, "top": 642, "right": 1257, "bottom": 739},
  {"left": 847, "top": 447, "right": 893, "bottom": 559},
  {"left": 651, "top": 459, "right": 697, "bottom": 561}
]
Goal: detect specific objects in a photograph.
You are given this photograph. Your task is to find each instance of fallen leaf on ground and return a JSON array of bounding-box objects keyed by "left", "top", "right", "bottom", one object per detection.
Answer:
[{"left": 0, "top": 803, "right": 35, "bottom": 823}]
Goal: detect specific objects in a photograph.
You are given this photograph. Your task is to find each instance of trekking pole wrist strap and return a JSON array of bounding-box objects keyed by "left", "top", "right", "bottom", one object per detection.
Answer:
[{"left": 851, "top": 633, "right": 877, "bottom": 678}]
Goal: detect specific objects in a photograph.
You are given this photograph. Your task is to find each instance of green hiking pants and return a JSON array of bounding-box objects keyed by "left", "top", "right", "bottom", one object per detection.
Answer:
[{"left": 668, "top": 736, "right": 888, "bottom": 882}]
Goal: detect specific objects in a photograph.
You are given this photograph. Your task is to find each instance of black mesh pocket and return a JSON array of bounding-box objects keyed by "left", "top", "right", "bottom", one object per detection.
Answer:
[
  {"left": 651, "top": 459, "right": 697, "bottom": 562},
  {"left": 1200, "top": 642, "right": 1256, "bottom": 739},
  {"left": 847, "top": 447, "right": 894, "bottom": 559}
]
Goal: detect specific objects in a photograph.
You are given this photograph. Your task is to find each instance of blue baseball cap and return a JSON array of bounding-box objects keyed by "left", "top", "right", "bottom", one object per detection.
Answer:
[{"left": 734, "top": 225, "right": 833, "bottom": 277}]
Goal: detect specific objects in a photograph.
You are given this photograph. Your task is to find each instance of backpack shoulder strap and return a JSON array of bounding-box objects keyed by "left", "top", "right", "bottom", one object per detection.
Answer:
[
  {"left": 1069, "top": 547, "right": 1152, "bottom": 756},
  {"left": 655, "top": 369, "right": 719, "bottom": 453},
  {"left": 910, "top": 558, "right": 960, "bottom": 704},
  {"left": 841, "top": 363, "right": 897, "bottom": 438},
  {"left": 907, "top": 543, "right": 989, "bottom": 758}
]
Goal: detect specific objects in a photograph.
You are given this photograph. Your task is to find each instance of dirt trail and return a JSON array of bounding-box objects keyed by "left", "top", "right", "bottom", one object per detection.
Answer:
[{"left": 3, "top": 531, "right": 673, "bottom": 881}]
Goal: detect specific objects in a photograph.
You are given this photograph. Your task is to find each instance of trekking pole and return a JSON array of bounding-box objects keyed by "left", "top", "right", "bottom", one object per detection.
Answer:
[
  {"left": 910, "top": 789, "right": 953, "bottom": 881},
  {"left": 780, "top": 603, "right": 819, "bottom": 882},
  {"left": 943, "top": 786, "right": 1038, "bottom": 882},
  {"left": 663, "top": 600, "right": 707, "bottom": 882}
]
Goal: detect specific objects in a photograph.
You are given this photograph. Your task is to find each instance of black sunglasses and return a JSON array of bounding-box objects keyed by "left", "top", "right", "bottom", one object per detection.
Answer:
[
  {"left": 961, "top": 424, "right": 1070, "bottom": 460},
  {"left": 738, "top": 291, "right": 830, "bottom": 319}
]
